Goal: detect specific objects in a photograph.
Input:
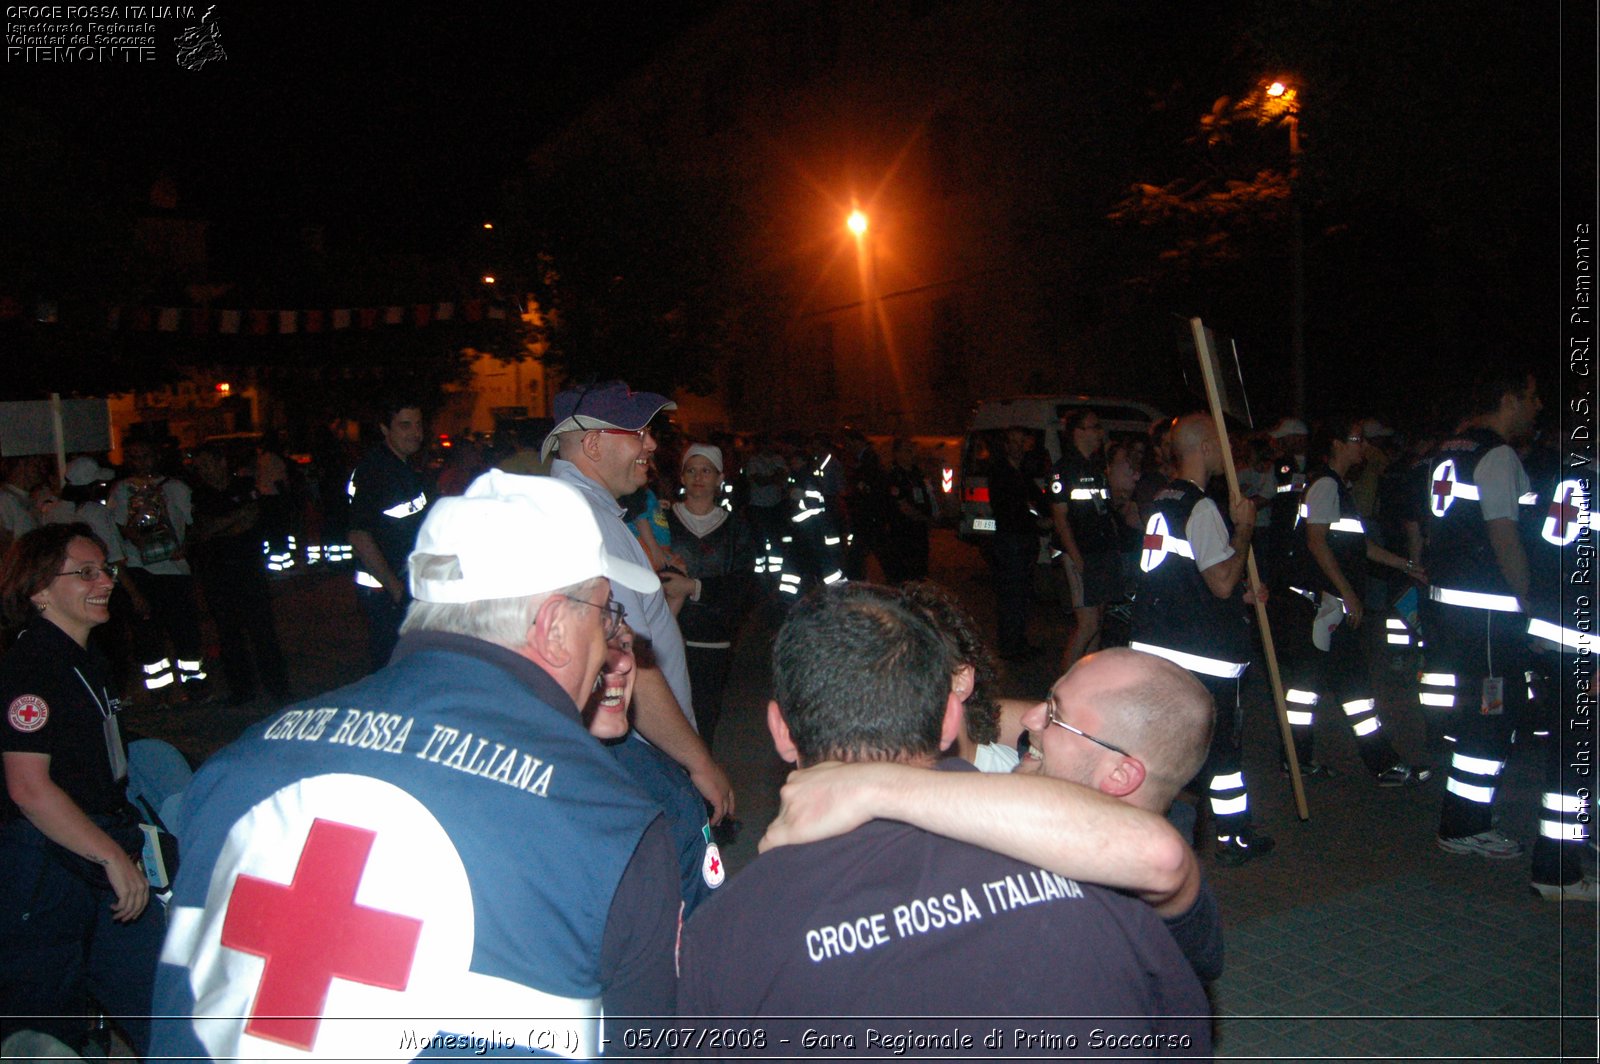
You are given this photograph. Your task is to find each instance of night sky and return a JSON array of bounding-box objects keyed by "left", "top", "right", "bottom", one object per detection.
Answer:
[
  {"left": 7, "top": 2, "right": 720, "bottom": 255},
  {"left": 5, "top": 1, "right": 1593, "bottom": 421}
]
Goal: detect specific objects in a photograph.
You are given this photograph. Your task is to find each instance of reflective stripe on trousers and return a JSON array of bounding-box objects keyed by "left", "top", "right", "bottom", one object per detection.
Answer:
[
  {"left": 1539, "top": 791, "right": 1591, "bottom": 841},
  {"left": 1445, "top": 751, "right": 1505, "bottom": 805}
]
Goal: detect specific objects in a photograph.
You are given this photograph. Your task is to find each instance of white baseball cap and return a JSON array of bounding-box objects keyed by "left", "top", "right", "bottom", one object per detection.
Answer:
[
  {"left": 1268, "top": 417, "right": 1309, "bottom": 439},
  {"left": 409, "top": 470, "right": 660, "bottom": 604},
  {"left": 64, "top": 456, "right": 116, "bottom": 486}
]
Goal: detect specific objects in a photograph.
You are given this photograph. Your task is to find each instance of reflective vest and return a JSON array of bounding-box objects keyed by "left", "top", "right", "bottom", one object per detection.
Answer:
[
  {"left": 1130, "top": 479, "right": 1251, "bottom": 677},
  {"left": 1049, "top": 450, "right": 1119, "bottom": 555},
  {"left": 1524, "top": 466, "right": 1598, "bottom": 651},
  {"left": 1269, "top": 456, "right": 1306, "bottom": 526},
  {"left": 1421, "top": 428, "right": 1526, "bottom": 613},
  {"left": 346, "top": 449, "right": 431, "bottom": 590},
  {"left": 1289, "top": 466, "right": 1367, "bottom": 599},
  {"left": 151, "top": 638, "right": 662, "bottom": 1060}
]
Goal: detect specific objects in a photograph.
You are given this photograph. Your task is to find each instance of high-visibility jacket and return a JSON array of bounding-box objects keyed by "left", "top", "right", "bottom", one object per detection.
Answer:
[
  {"left": 1050, "top": 450, "right": 1120, "bottom": 555},
  {"left": 1524, "top": 464, "right": 1597, "bottom": 651},
  {"left": 151, "top": 633, "right": 666, "bottom": 1060},
  {"left": 1130, "top": 479, "right": 1251, "bottom": 678},
  {"left": 1421, "top": 427, "right": 1528, "bottom": 613},
  {"left": 1288, "top": 465, "right": 1367, "bottom": 600}
]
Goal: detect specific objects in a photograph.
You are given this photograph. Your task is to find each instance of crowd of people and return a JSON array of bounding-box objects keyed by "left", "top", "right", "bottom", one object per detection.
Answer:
[
  {"left": 972, "top": 368, "right": 1589, "bottom": 891},
  {"left": 0, "top": 367, "right": 1590, "bottom": 1058}
]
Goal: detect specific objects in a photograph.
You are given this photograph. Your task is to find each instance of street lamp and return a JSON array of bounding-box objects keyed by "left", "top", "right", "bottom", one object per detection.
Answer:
[
  {"left": 848, "top": 204, "right": 881, "bottom": 426},
  {"left": 1261, "top": 78, "right": 1304, "bottom": 417}
]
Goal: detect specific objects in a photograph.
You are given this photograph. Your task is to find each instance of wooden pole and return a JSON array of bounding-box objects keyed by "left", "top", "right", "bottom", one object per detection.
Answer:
[{"left": 1189, "top": 318, "right": 1309, "bottom": 821}]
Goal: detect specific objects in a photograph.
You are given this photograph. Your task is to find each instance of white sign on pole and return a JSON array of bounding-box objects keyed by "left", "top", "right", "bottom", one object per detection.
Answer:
[{"left": 0, "top": 399, "right": 112, "bottom": 457}]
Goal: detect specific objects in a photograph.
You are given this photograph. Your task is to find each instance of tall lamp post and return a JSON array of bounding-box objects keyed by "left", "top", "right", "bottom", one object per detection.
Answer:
[
  {"left": 847, "top": 205, "right": 881, "bottom": 427},
  {"left": 1265, "top": 80, "right": 1305, "bottom": 417}
]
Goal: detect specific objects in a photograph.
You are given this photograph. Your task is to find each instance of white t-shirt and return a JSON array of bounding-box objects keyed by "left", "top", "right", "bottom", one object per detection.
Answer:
[
  {"left": 1302, "top": 476, "right": 1342, "bottom": 524},
  {"left": 108, "top": 476, "right": 193, "bottom": 575},
  {"left": 43, "top": 499, "right": 130, "bottom": 564},
  {"left": 1186, "top": 497, "right": 1234, "bottom": 573},
  {"left": 1474, "top": 445, "right": 1531, "bottom": 522},
  {"left": 0, "top": 485, "right": 37, "bottom": 541},
  {"left": 973, "top": 742, "right": 1021, "bottom": 774}
]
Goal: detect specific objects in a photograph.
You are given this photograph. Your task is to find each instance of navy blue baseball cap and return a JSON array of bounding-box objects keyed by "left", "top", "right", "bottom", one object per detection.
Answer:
[{"left": 541, "top": 380, "right": 676, "bottom": 459}]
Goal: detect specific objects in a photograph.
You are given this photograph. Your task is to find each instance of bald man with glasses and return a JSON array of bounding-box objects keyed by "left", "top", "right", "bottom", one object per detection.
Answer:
[{"left": 762, "top": 646, "right": 1224, "bottom": 982}]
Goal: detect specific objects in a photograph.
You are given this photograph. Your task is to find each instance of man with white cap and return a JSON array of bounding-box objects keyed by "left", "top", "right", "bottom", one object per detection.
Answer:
[
  {"left": 151, "top": 471, "right": 681, "bottom": 1060},
  {"left": 542, "top": 381, "right": 736, "bottom": 829}
]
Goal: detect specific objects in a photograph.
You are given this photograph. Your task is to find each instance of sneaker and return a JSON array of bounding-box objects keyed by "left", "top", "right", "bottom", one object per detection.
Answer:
[
  {"left": 1216, "top": 829, "right": 1276, "bottom": 867},
  {"left": 1531, "top": 877, "right": 1599, "bottom": 902},
  {"left": 1437, "top": 829, "right": 1525, "bottom": 859},
  {"left": 1282, "top": 760, "right": 1337, "bottom": 779},
  {"left": 1377, "top": 763, "right": 1433, "bottom": 787}
]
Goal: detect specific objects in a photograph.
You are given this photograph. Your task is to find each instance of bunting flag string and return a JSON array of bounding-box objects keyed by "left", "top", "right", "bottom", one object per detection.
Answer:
[{"left": 1, "top": 298, "right": 513, "bottom": 334}]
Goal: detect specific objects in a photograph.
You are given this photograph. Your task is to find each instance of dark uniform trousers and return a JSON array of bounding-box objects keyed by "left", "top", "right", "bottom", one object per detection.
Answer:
[
  {"left": 0, "top": 819, "right": 165, "bottom": 1056},
  {"left": 1426, "top": 600, "right": 1530, "bottom": 839},
  {"left": 1278, "top": 592, "right": 1400, "bottom": 774},
  {"left": 356, "top": 587, "right": 409, "bottom": 672}
]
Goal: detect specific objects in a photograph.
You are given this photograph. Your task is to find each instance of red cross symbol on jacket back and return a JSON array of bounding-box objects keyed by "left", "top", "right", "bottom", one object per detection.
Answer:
[
  {"left": 221, "top": 818, "right": 423, "bottom": 1051},
  {"left": 1429, "top": 460, "right": 1463, "bottom": 516},
  {"left": 1545, "top": 481, "right": 1587, "bottom": 545}
]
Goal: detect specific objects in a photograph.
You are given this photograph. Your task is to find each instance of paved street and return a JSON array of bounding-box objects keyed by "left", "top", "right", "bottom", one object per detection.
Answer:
[{"left": 128, "top": 531, "right": 1599, "bottom": 1062}]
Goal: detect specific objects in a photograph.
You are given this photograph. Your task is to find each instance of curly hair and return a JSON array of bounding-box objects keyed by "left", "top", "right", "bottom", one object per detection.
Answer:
[{"left": 898, "top": 580, "right": 1003, "bottom": 745}]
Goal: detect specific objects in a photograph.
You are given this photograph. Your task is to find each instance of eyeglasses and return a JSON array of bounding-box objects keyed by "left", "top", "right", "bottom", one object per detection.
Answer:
[
  {"left": 563, "top": 595, "right": 627, "bottom": 639},
  {"left": 1343, "top": 435, "right": 1365, "bottom": 444},
  {"left": 57, "top": 563, "right": 120, "bottom": 583},
  {"left": 1044, "top": 700, "right": 1132, "bottom": 758},
  {"left": 588, "top": 426, "right": 649, "bottom": 442}
]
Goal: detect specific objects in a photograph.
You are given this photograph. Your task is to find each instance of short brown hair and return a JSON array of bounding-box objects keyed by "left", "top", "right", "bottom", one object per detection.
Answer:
[{"left": 1, "top": 523, "right": 106, "bottom": 629}]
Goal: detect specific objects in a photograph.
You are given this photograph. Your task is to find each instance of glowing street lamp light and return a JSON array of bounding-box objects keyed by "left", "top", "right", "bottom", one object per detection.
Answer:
[
  {"left": 1260, "top": 76, "right": 1305, "bottom": 416},
  {"left": 847, "top": 204, "right": 882, "bottom": 424}
]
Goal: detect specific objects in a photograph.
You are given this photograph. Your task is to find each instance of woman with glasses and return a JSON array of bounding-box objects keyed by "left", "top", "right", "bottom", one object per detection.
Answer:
[
  {"left": 1274, "top": 418, "right": 1431, "bottom": 786},
  {"left": 0, "top": 523, "right": 165, "bottom": 1058}
]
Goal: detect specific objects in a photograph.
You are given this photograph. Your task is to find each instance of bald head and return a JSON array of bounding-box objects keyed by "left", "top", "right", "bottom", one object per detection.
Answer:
[
  {"left": 1168, "top": 413, "right": 1226, "bottom": 484},
  {"left": 1064, "top": 648, "right": 1215, "bottom": 811},
  {"left": 1168, "top": 414, "right": 1215, "bottom": 460}
]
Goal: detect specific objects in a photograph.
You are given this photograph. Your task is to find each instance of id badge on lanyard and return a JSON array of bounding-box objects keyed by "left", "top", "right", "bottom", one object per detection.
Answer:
[{"left": 75, "top": 666, "right": 127, "bottom": 782}]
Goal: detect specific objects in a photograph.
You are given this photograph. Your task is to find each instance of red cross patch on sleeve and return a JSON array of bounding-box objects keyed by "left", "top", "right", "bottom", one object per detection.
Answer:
[{"left": 7, "top": 694, "right": 49, "bottom": 733}]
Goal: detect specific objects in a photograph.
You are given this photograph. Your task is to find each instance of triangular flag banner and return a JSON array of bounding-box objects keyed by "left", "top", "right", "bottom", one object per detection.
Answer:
[
  {"left": 218, "top": 310, "right": 241, "bottom": 334},
  {"left": 358, "top": 307, "right": 379, "bottom": 329},
  {"left": 332, "top": 308, "right": 351, "bottom": 330},
  {"left": 464, "top": 300, "right": 483, "bottom": 322},
  {"left": 412, "top": 303, "right": 431, "bottom": 328},
  {"left": 435, "top": 302, "right": 455, "bottom": 321},
  {"left": 191, "top": 309, "right": 210, "bottom": 335},
  {"left": 249, "top": 310, "right": 270, "bottom": 336},
  {"left": 305, "top": 309, "right": 324, "bottom": 333},
  {"left": 278, "top": 311, "right": 298, "bottom": 334},
  {"left": 384, "top": 306, "right": 404, "bottom": 325}
]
